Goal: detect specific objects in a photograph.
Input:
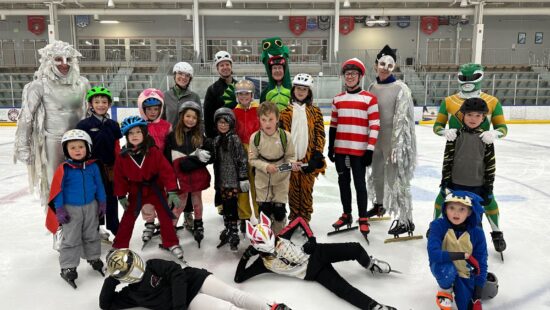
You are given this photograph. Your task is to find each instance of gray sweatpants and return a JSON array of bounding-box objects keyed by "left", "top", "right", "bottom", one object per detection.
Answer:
[
  {"left": 59, "top": 201, "right": 100, "bottom": 269},
  {"left": 371, "top": 147, "right": 397, "bottom": 204}
]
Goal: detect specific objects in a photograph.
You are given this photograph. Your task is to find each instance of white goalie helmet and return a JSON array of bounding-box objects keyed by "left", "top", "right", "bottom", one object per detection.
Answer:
[
  {"left": 61, "top": 129, "right": 92, "bottom": 159},
  {"left": 292, "top": 73, "right": 314, "bottom": 88},
  {"left": 173, "top": 62, "right": 194, "bottom": 77},
  {"left": 107, "top": 248, "right": 146, "bottom": 284},
  {"left": 246, "top": 212, "right": 276, "bottom": 254},
  {"left": 214, "top": 50, "right": 233, "bottom": 66}
]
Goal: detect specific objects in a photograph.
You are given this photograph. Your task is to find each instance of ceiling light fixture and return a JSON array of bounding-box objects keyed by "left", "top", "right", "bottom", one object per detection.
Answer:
[
  {"left": 107, "top": 0, "right": 115, "bottom": 8},
  {"left": 460, "top": 0, "right": 468, "bottom": 7},
  {"left": 343, "top": 0, "right": 351, "bottom": 8},
  {"left": 100, "top": 20, "right": 119, "bottom": 24},
  {"left": 226, "top": 0, "right": 233, "bottom": 8}
]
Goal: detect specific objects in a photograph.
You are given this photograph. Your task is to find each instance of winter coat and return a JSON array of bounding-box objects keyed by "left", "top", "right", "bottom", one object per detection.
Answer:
[
  {"left": 203, "top": 77, "right": 237, "bottom": 138},
  {"left": 51, "top": 160, "right": 106, "bottom": 209},
  {"left": 211, "top": 131, "right": 248, "bottom": 189},
  {"left": 164, "top": 131, "right": 211, "bottom": 193},
  {"left": 162, "top": 85, "right": 202, "bottom": 128},
  {"left": 234, "top": 101, "right": 260, "bottom": 145},
  {"left": 76, "top": 115, "right": 122, "bottom": 166},
  {"left": 138, "top": 93, "right": 172, "bottom": 152}
]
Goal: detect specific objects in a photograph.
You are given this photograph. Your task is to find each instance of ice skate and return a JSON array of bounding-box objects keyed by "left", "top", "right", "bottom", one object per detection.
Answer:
[
  {"left": 358, "top": 217, "right": 370, "bottom": 244},
  {"left": 370, "top": 302, "right": 397, "bottom": 310},
  {"left": 60, "top": 267, "right": 78, "bottom": 289},
  {"left": 141, "top": 222, "right": 156, "bottom": 250},
  {"left": 365, "top": 204, "right": 390, "bottom": 221},
  {"left": 436, "top": 290, "right": 453, "bottom": 310},
  {"left": 490, "top": 231, "right": 506, "bottom": 261},
  {"left": 87, "top": 259, "right": 105, "bottom": 277},
  {"left": 193, "top": 219, "right": 204, "bottom": 248},
  {"left": 183, "top": 212, "right": 194, "bottom": 231},
  {"left": 367, "top": 256, "right": 398, "bottom": 274},
  {"left": 228, "top": 221, "right": 240, "bottom": 252},
  {"left": 270, "top": 303, "right": 292, "bottom": 310},
  {"left": 327, "top": 213, "right": 357, "bottom": 236},
  {"left": 158, "top": 244, "right": 187, "bottom": 264},
  {"left": 384, "top": 220, "right": 423, "bottom": 243},
  {"left": 217, "top": 222, "right": 230, "bottom": 249}
]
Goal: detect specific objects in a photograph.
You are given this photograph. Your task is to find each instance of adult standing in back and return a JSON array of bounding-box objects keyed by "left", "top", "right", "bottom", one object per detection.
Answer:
[{"left": 163, "top": 62, "right": 201, "bottom": 129}]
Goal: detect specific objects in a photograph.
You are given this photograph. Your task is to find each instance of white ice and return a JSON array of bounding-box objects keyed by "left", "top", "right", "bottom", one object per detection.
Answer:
[{"left": 1, "top": 124, "right": 549, "bottom": 310}]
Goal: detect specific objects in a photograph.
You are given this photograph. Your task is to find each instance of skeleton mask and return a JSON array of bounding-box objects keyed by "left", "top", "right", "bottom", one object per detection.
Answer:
[{"left": 377, "top": 55, "right": 396, "bottom": 72}]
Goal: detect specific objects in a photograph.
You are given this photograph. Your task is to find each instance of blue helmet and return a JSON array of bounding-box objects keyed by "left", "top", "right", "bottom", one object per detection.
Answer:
[{"left": 121, "top": 116, "right": 148, "bottom": 135}]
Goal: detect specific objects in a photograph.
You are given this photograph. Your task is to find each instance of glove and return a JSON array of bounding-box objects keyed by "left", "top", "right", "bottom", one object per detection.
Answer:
[
  {"left": 167, "top": 192, "right": 181, "bottom": 209},
  {"left": 239, "top": 180, "right": 250, "bottom": 192},
  {"left": 194, "top": 148, "right": 211, "bottom": 163},
  {"left": 470, "top": 299, "right": 482, "bottom": 310},
  {"left": 466, "top": 255, "right": 480, "bottom": 275},
  {"left": 361, "top": 150, "right": 374, "bottom": 167},
  {"left": 118, "top": 196, "right": 129, "bottom": 211},
  {"left": 98, "top": 201, "right": 107, "bottom": 218},
  {"left": 479, "top": 130, "right": 502, "bottom": 144},
  {"left": 327, "top": 147, "right": 335, "bottom": 163},
  {"left": 302, "top": 236, "right": 317, "bottom": 254},
  {"left": 439, "top": 128, "right": 458, "bottom": 141},
  {"left": 56, "top": 206, "right": 70, "bottom": 224},
  {"left": 243, "top": 246, "right": 258, "bottom": 260},
  {"left": 480, "top": 186, "right": 493, "bottom": 205}
]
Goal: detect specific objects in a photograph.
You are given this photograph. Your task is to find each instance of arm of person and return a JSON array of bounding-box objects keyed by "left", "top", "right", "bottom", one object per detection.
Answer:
[
  {"left": 433, "top": 99, "right": 449, "bottom": 135},
  {"left": 490, "top": 100, "right": 508, "bottom": 138},
  {"left": 283, "top": 131, "right": 297, "bottom": 163},
  {"left": 234, "top": 246, "right": 270, "bottom": 283},
  {"left": 248, "top": 132, "right": 270, "bottom": 173},
  {"left": 366, "top": 96, "right": 380, "bottom": 151},
  {"left": 14, "top": 81, "right": 43, "bottom": 164},
  {"left": 203, "top": 86, "right": 216, "bottom": 139},
  {"left": 233, "top": 135, "right": 249, "bottom": 180},
  {"left": 427, "top": 221, "right": 454, "bottom": 263},
  {"left": 471, "top": 228, "right": 489, "bottom": 287},
  {"left": 99, "top": 276, "right": 137, "bottom": 310},
  {"left": 113, "top": 157, "right": 129, "bottom": 197},
  {"left": 441, "top": 139, "right": 456, "bottom": 186},
  {"left": 313, "top": 106, "right": 326, "bottom": 152},
  {"left": 483, "top": 142, "right": 496, "bottom": 193},
  {"left": 155, "top": 148, "right": 179, "bottom": 191},
  {"left": 93, "top": 163, "right": 107, "bottom": 204}
]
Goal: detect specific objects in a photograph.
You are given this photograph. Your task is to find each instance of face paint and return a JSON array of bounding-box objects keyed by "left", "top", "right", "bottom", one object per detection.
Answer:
[{"left": 377, "top": 55, "right": 396, "bottom": 72}]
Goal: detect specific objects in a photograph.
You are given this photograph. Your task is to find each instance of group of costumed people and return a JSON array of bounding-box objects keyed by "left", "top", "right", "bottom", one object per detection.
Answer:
[{"left": 13, "top": 37, "right": 505, "bottom": 310}]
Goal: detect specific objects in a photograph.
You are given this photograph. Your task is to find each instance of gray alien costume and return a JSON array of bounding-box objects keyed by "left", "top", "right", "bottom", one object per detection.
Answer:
[
  {"left": 366, "top": 45, "right": 417, "bottom": 236},
  {"left": 14, "top": 40, "right": 90, "bottom": 206}
]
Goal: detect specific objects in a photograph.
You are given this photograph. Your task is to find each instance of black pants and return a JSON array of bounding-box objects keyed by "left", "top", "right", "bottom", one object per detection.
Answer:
[
  {"left": 335, "top": 154, "right": 368, "bottom": 217},
  {"left": 307, "top": 242, "right": 377, "bottom": 309}
]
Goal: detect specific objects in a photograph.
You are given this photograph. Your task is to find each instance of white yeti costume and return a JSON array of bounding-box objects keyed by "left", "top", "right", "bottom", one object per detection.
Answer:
[{"left": 14, "top": 40, "right": 90, "bottom": 205}]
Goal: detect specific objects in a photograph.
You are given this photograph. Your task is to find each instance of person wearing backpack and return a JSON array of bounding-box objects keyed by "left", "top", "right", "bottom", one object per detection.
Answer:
[{"left": 248, "top": 101, "right": 298, "bottom": 234}]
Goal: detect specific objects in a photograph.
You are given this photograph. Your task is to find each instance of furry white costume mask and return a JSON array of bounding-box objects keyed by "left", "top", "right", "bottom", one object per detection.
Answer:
[{"left": 35, "top": 40, "right": 82, "bottom": 86}]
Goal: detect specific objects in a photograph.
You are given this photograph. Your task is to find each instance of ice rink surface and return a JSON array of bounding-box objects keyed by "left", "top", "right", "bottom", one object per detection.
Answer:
[{"left": 1, "top": 124, "right": 549, "bottom": 310}]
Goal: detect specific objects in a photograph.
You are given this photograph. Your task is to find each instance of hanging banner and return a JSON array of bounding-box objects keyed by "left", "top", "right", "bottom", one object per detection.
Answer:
[
  {"left": 339, "top": 16, "right": 354, "bottom": 35},
  {"left": 318, "top": 16, "right": 330, "bottom": 31},
  {"left": 396, "top": 16, "right": 411, "bottom": 28},
  {"left": 354, "top": 16, "right": 366, "bottom": 24},
  {"left": 75, "top": 15, "right": 91, "bottom": 28},
  {"left": 27, "top": 16, "right": 46, "bottom": 36},
  {"left": 289, "top": 16, "right": 307, "bottom": 36},
  {"left": 421, "top": 16, "right": 439, "bottom": 35},
  {"left": 306, "top": 16, "right": 318, "bottom": 30}
]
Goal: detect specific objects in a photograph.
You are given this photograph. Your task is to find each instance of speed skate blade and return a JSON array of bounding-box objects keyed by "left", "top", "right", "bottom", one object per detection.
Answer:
[
  {"left": 327, "top": 226, "right": 358, "bottom": 236},
  {"left": 368, "top": 216, "right": 391, "bottom": 222},
  {"left": 384, "top": 235, "right": 423, "bottom": 244}
]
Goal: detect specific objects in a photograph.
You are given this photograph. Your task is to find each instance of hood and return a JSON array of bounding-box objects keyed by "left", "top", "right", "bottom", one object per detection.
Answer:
[{"left": 442, "top": 189, "right": 485, "bottom": 229}]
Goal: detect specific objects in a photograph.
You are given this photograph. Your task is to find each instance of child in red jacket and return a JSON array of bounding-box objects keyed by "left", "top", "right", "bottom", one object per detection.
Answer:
[{"left": 112, "top": 116, "right": 183, "bottom": 260}]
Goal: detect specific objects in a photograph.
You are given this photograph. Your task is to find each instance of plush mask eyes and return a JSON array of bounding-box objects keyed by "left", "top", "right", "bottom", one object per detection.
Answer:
[
  {"left": 263, "top": 42, "right": 271, "bottom": 50},
  {"left": 274, "top": 40, "right": 283, "bottom": 47}
]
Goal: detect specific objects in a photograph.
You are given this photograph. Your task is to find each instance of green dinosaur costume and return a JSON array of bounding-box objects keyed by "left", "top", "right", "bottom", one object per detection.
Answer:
[{"left": 260, "top": 37, "right": 292, "bottom": 111}]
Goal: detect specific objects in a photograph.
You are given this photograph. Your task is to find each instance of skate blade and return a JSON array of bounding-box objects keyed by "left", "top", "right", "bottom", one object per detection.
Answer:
[
  {"left": 61, "top": 275, "right": 77, "bottom": 289},
  {"left": 141, "top": 240, "right": 153, "bottom": 251},
  {"left": 216, "top": 240, "right": 229, "bottom": 248},
  {"left": 101, "top": 239, "right": 113, "bottom": 245},
  {"left": 327, "top": 226, "right": 358, "bottom": 236},
  {"left": 384, "top": 235, "right": 423, "bottom": 244},
  {"left": 500, "top": 252, "right": 504, "bottom": 262},
  {"left": 368, "top": 216, "right": 391, "bottom": 222}
]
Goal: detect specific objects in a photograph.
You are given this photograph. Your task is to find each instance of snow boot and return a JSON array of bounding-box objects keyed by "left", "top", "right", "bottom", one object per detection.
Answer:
[
  {"left": 490, "top": 231, "right": 506, "bottom": 252},
  {"left": 87, "top": 259, "right": 105, "bottom": 276},
  {"left": 193, "top": 219, "right": 204, "bottom": 248},
  {"left": 365, "top": 203, "right": 386, "bottom": 218}
]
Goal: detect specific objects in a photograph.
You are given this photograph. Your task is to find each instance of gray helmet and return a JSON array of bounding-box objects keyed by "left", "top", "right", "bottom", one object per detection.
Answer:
[
  {"left": 178, "top": 101, "right": 202, "bottom": 118},
  {"left": 213, "top": 107, "right": 235, "bottom": 129},
  {"left": 481, "top": 272, "right": 499, "bottom": 300}
]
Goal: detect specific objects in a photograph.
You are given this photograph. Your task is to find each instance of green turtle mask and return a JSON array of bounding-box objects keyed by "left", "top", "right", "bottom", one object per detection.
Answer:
[{"left": 457, "top": 63, "right": 484, "bottom": 94}]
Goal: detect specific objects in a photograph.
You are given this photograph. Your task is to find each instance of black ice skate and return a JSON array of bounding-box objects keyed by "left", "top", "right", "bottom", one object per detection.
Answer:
[
  {"left": 358, "top": 217, "right": 371, "bottom": 244},
  {"left": 193, "top": 219, "right": 204, "bottom": 248},
  {"left": 228, "top": 222, "right": 240, "bottom": 252},
  {"left": 60, "top": 267, "right": 78, "bottom": 289},
  {"left": 365, "top": 204, "right": 390, "bottom": 221},
  {"left": 270, "top": 303, "right": 292, "bottom": 310},
  {"left": 217, "top": 225, "right": 230, "bottom": 249},
  {"left": 384, "top": 220, "right": 423, "bottom": 243},
  {"left": 327, "top": 213, "right": 357, "bottom": 236},
  {"left": 370, "top": 302, "right": 397, "bottom": 310},
  {"left": 87, "top": 259, "right": 105, "bottom": 277},
  {"left": 491, "top": 231, "right": 506, "bottom": 261}
]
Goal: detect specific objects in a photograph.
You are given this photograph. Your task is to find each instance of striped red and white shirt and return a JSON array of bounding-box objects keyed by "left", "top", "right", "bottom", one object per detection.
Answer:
[{"left": 330, "top": 89, "right": 380, "bottom": 156}]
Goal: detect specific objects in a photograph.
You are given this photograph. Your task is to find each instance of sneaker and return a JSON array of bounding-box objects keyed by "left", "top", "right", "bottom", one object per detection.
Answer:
[{"left": 436, "top": 290, "right": 453, "bottom": 310}]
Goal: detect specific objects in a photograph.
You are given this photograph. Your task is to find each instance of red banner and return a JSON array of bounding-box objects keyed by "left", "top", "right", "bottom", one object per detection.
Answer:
[
  {"left": 421, "top": 16, "right": 439, "bottom": 35},
  {"left": 28, "top": 16, "right": 46, "bottom": 36},
  {"left": 339, "top": 16, "right": 354, "bottom": 35},
  {"left": 289, "top": 16, "right": 307, "bottom": 36}
]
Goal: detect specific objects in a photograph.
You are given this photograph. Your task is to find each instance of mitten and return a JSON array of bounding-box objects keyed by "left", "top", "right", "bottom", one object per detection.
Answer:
[
  {"left": 239, "top": 180, "right": 250, "bottom": 192},
  {"left": 466, "top": 255, "right": 480, "bottom": 275},
  {"left": 98, "top": 201, "right": 107, "bottom": 218},
  {"left": 167, "top": 192, "right": 181, "bottom": 209},
  {"left": 479, "top": 130, "right": 502, "bottom": 144},
  {"left": 56, "top": 206, "right": 70, "bottom": 224},
  {"left": 361, "top": 150, "right": 374, "bottom": 167},
  {"left": 118, "top": 196, "right": 129, "bottom": 211},
  {"left": 438, "top": 128, "right": 458, "bottom": 141}
]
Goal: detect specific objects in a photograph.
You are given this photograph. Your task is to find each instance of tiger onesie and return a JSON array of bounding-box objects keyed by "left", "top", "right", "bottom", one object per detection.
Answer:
[{"left": 279, "top": 101, "right": 326, "bottom": 222}]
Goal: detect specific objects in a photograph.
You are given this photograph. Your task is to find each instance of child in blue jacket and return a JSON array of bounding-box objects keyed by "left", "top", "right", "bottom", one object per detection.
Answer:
[
  {"left": 428, "top": 189, "right": 488, "bottom": 310},
  {"left": 48, "top": 129, "right": 107, "bottom": 288}
]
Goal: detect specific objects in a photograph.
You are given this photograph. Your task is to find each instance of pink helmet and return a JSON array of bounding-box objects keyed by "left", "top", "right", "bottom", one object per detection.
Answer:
[
  {"left": 246, "top": 213, "right": 276, "bottom": 254},
  {"left": 137, "top": 88, "right": 164, "bottom": 107}
]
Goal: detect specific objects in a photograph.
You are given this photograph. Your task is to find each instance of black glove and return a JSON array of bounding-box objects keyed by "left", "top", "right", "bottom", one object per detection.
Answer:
[
  {"left": 302, "top": 236, "right": 317, "bottom": 254},
  {"left": 481, "top": 186, "right": 493, "bottom": 205},
  {"left": 328, "top": 127, "right": 336, "bottom": 163},
  {"left": 242, "top": 246, "right": 258, "bottom": 260},
  {"left": 361, "top": 150, "right": 374, "bottom": 167},
  {"left": 327, "top": 147, "right": 335, "bottom": 163}
]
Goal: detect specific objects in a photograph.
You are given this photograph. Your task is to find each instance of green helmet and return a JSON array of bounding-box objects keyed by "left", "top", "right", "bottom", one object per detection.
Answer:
[
  {"left": 87, "top": 86, "right": 112, "bottom": 103},
  {"left": 458, "top": 63, "right": 484, "bottom": 94}
]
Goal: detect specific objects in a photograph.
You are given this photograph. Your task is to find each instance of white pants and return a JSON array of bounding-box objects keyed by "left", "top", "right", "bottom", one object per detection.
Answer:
[{"left": 188, "top": 275, "right": 272, "bottom": 310}]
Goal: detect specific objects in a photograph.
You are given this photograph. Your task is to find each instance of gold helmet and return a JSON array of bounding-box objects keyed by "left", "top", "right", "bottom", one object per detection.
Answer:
[
  {"left": 106, "top": 248, "right": 146, "bottom": 283},
  {"left": 235, "top": 79, "right": 255, "bottom": 94}
]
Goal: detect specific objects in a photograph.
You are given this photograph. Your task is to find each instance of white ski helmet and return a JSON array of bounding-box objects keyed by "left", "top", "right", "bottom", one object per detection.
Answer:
[
  {"left": 246, "top": 212, "right": 276, "bottom": 254},
  {"left": 107, "top": 248, "right": 146, "bottom": 284},
  {"left": 173, "top": 62, "right": 194, "bottom": 77},
  {"left": 214, "top": 50, "right": 233, "bottom": 66},
  {"left": 61, "top": 129, "right": 92, "bottom": 159},
  {"left": 292, "top": 73, "right": 314, "bottom": 88}
]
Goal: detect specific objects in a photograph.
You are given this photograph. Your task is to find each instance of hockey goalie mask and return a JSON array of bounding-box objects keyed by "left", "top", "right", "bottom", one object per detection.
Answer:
[
  {"left": 36, "top": 40, "right": 82, "bottom": 86},
  {"left": 107, "top": 249, "right": 146, "bottom": 284},
  {"left": 458, "top": 63, "right": 484, "bottom": 97},
  {"left": 246, "top": 213, "right": 276, "bottom": 254}
]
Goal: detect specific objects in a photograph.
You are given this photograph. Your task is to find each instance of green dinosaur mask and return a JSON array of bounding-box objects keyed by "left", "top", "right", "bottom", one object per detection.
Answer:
[
  {"left": 261, "top": 37, "right": 291, "bottom": 90},
  {"left": 458, "top": 63, "right": 484, "bottom": 94}
]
